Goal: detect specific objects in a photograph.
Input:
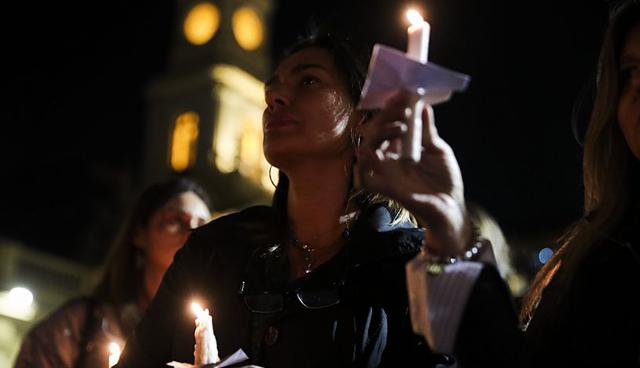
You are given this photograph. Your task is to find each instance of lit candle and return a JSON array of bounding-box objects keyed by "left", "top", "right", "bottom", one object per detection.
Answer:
[
  {"left": 406, "top": 9, "right": 430, "bottom": 63},
  {"left": 399, "top": 9, "right": 430, "bottom": 162},
  {"left": 191, "top": 302, "right": 220, "bottom": 365},
  {"left": 108, "top": 342, "right": 121, "bottom": 368}
]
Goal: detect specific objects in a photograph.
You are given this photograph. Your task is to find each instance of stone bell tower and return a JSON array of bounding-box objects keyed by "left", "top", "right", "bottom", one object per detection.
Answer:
[{"left": 141, "top": 0, "right": 274, "bottom": 210}]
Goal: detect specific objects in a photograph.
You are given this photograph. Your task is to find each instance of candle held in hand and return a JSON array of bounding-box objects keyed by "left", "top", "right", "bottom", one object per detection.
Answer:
[
  {"left": 398, "top": 9, "right": 430, "bottom": 162},
  {"left": 406, "top": 9, "right": 430, "bottom": 63},
  {"left": 191, "top": 302, "right": 220, "bottom": 365},
  {"left": 108, "top": 342, "right": 121, "bottom": 368}
]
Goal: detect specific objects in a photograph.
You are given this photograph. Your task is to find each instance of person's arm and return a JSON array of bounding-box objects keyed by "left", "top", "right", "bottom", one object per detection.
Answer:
[
  {"left": 356, "top": 91, "right": 471, "bottom": 258},
  {"left": 14, "top": 328, "right": 66, "bottom": 368},
  {"left": 14, "top": 300, "right": 93, "bottom": 368},
  {"left": 405, "top": 257, "right": 525, "bottom": 367},
  {"left": 357, "top": 93, "right": 525, "bottom": 366},
  {"left": 563, "top": 243, "right": 640, "bottom": 366},
  {"left": 117, "top": 230, "right": 210, "bottom": 367}
]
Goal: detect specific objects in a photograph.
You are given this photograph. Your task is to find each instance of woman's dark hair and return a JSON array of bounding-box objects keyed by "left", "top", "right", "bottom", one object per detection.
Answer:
[
  {"left": 93, "top": 177, "right": 211, "bottom": 308},
  {"left": 521, "top": 0, "right": 639, "bottom": 324},
  {"left": 282, "top": 27, "right": 371, "bottom": 105}
]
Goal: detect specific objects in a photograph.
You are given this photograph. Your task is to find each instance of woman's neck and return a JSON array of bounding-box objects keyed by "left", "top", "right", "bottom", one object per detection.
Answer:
[{"left": 285, "top": 158, "right": 352, "bottom": 245}]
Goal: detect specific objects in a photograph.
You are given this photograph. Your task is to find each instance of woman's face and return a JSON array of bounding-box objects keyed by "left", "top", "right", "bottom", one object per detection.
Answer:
[
  {"left": 136, "top": 191, "right": 211, "bottom": 270},
  {"left": 263, "top": 47, "right": 357, "bottom": 166},
  {"left": 618, "top": 23, "right": 640, "bottom": 160}
]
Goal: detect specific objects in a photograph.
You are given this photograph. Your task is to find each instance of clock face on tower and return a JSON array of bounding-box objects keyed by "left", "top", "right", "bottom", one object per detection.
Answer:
[
  {"left": 183, "top": 2, "right": 220, "bottom": 45},
  {"left": 232, "top": 6, "right": 264, "bottom": 50}
]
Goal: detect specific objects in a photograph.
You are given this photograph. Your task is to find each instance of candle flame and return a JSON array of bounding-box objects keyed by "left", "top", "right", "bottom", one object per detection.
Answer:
[
  {"left": 108, "top": 342, "right": 121, "bottom": 367},
  {"left": 109, "top": 342, "right": 121, "bottom": 354},
  {"left": 191, "top": 302, "right": 205, "bottom": 318},
  {"left": 406, "top": 9, "right": 424, "bottom": 26}
]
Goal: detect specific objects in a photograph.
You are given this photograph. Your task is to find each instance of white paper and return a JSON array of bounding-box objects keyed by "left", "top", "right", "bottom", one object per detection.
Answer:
[
  {"left": 210, "top": 349, "right": 249, "bottom": 367},
  {"left": 167, "top": 348, "right": 251, "bottom": 368},
  {"left": 357, "top": 44, "right": 471, "bottom": 110}
]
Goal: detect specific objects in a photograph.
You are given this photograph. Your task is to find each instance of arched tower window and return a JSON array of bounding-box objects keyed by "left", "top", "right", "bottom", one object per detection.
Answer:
[{"left": 170, "top": 111, "right": 200, "bottom": 172}]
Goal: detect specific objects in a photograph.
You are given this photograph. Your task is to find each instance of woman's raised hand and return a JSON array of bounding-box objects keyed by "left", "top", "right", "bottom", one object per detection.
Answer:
[{"left": 356, "top": 91, "right": 470, "bottom": 257}]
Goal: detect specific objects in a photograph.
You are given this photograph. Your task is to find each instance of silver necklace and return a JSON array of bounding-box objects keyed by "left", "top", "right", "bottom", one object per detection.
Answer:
[
  {"left": 292, "top": 239, "right": 316, "bottom": 275},
  {"left": 290, "top": 211, "right": 357, "bottom": 275}
]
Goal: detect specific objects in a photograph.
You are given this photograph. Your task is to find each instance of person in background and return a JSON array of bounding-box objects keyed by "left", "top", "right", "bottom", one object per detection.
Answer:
[
  {"left": 467, "top": 203, "right": 528, "bottom": 299},
  {"left": 14, "top": 177, "right": 212, "bottom": 368},
  {"left": 357, "top": 0, "right": 640, "bottom": 366}
]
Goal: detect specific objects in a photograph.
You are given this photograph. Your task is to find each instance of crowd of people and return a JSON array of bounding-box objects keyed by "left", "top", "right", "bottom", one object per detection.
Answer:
[{"left": 14, "top": 0, "right": 639, "bottom": 367}]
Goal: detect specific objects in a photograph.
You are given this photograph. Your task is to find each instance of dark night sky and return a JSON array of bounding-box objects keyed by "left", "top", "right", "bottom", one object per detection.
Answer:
[{"left": 1, "top": 0, "right": 611, "bottom": 265}]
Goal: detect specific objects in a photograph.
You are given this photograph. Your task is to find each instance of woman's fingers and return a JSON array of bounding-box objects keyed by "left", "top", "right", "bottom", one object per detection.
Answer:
[
  {"left": 362, "top": 121, "right": 407, "bottom": 152},
  {"left": 358, "top": 91, "right": 411, "bottom": 151},
  {"left": 421, "top": 104, "right": 444, "bottom": 150}
]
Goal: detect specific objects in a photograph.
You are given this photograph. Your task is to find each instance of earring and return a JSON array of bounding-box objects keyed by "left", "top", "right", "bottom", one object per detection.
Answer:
[{"left": 269, "top": 165, "right": 278, "bottom": 188}]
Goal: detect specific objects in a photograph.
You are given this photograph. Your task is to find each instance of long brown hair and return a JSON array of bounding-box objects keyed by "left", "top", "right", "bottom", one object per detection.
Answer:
[
  {"left": 93, "top": 177, "right": 211, "bottom": 309},
  {"left": 521, "top": 0, "right": 640, "bottom": 323}
]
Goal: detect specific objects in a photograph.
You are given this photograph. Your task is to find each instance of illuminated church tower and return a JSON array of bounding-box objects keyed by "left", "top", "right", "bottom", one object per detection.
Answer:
[{"left": 142, "top": 0, "right": 274, "bottom": 210}]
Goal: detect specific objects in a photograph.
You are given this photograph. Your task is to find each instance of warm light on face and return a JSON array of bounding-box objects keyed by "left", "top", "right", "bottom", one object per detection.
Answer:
[
  {"left": 170, "top": 111, "right": 200, "bottom": 172},
  {"left": 232, "top": 7, "right": 264, "bottom": 50},
  {"left": 406, "top": 9, "right": 424, "bottom": 25},
  {"left": 183, "top": 2, "right": 220, "bottom": 45}
]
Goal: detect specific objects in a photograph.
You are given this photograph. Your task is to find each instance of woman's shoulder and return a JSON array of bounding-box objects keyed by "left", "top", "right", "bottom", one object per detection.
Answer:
[
  {"left": 184, "top": 205, "right": 276, "bottom": 254},
  {"left": 352, "top": 206, "right": 423, "bottom": 255},
  {"left": 198, "top": 205, "right": 273, "bottom": 232},
  {"left": 29, "top": 297, "right": 96, "bottom": 333},
  {"left": 15, "top": 297, "right": 99, "bottom": 367},
  {"left": 568, "top": 235, "right": 640, "bottom": 315},
  {"left": 581, "top": 235, "right": 640, "bottom": 279}
]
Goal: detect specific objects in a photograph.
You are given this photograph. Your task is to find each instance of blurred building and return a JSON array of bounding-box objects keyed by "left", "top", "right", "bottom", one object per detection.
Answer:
[
  {"left": 3, "top": 0, "right": 276, "bottom": 364},
  {"left": 142, "top": 0, "right": 275, "bottom": 210},
  {"left": 0, "top": 238, "right": 96, "bottom": 366}
]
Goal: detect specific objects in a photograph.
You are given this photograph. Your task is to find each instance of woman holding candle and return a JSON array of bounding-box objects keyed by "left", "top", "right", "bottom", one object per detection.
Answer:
[
  {"left": 14, "top": 177, "right": 212, "bottom": 368},
  {"left": 116, "top": 30, "right": 463, "bottom": 367},
  {"left": 359, "top": 1, "right": 640, "bottom": 367}
]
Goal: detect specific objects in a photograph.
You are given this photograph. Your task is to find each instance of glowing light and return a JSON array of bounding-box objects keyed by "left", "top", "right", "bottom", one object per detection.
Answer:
[
  {"left": 232, "top": 7, "right": 264, "bottom": 50},
  {"left": 170, "top": 111, "right": 200, "bottom": 172},
  {"left": 183, "top": 2, "right": 220, "bottom": 45},
  {"left": 238, "top": 119, "right": 263, "bottom": 177},
  {"left": 538, "top": 247, "right": 554, "bottom": 264},
  {"left": 210, "top": 64, "right": 272, "bottom": 193},
  {"left": 191, "top": 302, "right": 206, "bottom": 319},
  {"left": 406, "top": 9, "right": 424, "bottom": 26},
  {"left": 8, "top": 287, "right": 33, "bottom": 308},
  {"left": 108, "top": 342, "right": 121, "bottom": 367}
]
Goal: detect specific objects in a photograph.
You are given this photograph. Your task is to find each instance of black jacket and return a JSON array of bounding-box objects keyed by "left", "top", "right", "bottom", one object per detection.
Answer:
[
  {"left": 118, "top": 205, "right": 449, "bottom": 367},
  {"left": 454, "top": 222, "right": 640, "bottom": 367}
]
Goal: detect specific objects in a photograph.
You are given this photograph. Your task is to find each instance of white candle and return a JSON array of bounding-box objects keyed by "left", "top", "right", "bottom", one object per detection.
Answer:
[
  {"left": 191, "top": 302, "right": 220, "bottom": 365},
  {"left": 406, "top": 9, "right": 430, "bottom": 63},
  {"left": 108, "top": 342, "right": 121, "bottom": 368},
  {"left": 399, "top": 9, "right": 430, "bottom": 162}
]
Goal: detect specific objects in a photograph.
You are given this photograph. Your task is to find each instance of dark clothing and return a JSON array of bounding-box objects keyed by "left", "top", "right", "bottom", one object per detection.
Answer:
[
  {"left": 14, "top": 297, "right": 139, "bottom": 368},
  {"left": 455, "top": 225, "right": 640, "bottom": 367},
  {"left": 118, "top": 205, "right": 447, "bottom": 367}
]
